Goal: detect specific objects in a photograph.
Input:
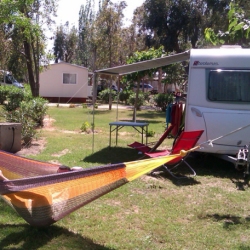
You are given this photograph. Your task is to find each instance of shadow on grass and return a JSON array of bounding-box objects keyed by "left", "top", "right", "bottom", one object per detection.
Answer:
[
  {"left": 0, "top": 200, "right": 113, "bottom": 250},
  {"left": 114, "top": 109, "right": 165, "bottom": 121},
  {"left": 148, "top": 162, "right": 202, "bottom": 186},
  {"left": 0, "top": 223, "right": 113, "bottom": 250},
  {"left": 90, "top": 110, "right": 113, "bottom": 115},
  {"left": 82, "top": 147, "right": 202, "bottom": 188},
  {"left": 186, "top": 152, "right": 237, "bottom": 177},
  {"left": 183, "top": 152, "right": 250, "bottom": 190},
  {"left": 83, "top": 147, "right": 249, "bottom": 189},
  {"left": 135, "top": 110, "right": 166, "bottom": 120},
  {"left": 198, "top": 213, "right": 250, "bottom": 230},
  {"left": 147, "top": 152, "right": 250, "bottom": 188},
  {"left": 82, "top": 146, "right": 139, "bottom": 164}
]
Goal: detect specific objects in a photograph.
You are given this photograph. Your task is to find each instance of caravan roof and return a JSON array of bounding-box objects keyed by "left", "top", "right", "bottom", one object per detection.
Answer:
[{"left": 190, "top": 48, "right": 250, "bottom": 69}]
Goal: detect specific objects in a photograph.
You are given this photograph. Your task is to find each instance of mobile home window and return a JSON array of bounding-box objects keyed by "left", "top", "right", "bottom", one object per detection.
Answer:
[
  {"left": 208, "top": 70, "right": 250, "bottom": 102},
  {"left": 63, "top": 73, "right": 76, "bottom": 84}
]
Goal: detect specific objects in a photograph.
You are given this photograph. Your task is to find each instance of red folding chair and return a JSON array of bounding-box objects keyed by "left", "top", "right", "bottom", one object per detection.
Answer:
[
  {"left": 145, "top": 130, "right": 204, "bottom": 178},
  {"left": 128, "top": 124, "right": 174, "bottom": 154}
]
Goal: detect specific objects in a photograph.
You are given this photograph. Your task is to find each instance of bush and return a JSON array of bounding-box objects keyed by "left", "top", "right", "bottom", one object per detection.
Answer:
[
  {"left": 4, "top": 105, "right": 37, "bottom": 146},
  {"left": 153, "top": 93, "right": 174, "bottom": 111},
  {"left": 80, "top": 121, "right": 91, "bottom": 133},
  {"left": 98, "top": 89, "right": 117, "bottom": 103},
  {"left": 21, "top": 97, "right": 48, "bottom": 127},
  {"left": 146, "top": 130, "right": 155, "bottom": 137},
  {"left": 128, "top": 92, "right": 145, "bottom": 110},
  {"left": 0, "top": 85, "right": 10, "bottom": 104},
  {"left": 119, "top": 89, "right": 133, "bottom": 104},
  {"left": 0, "top": 85, "right": 48, "bottom": 145},
  {"left": 2, "top": 86, "right": 25, "bottom": 112},
  {"left": 143, "top": 91, "right": 151, "bottom": 102}
]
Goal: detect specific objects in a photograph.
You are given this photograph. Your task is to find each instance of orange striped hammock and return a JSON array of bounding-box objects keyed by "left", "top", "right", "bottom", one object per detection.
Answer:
[{"left": 0, "top": 149, "right": 190, "bottom": 227}]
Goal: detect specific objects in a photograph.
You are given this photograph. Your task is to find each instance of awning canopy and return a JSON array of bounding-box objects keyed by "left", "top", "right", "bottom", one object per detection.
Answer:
[{"left": 95, "top": 50, "right": 190, "bottom": 76}]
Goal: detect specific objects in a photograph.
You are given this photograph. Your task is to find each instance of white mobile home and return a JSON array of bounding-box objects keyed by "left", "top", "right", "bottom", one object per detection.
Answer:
[{"left": 40, "top": 62, "right": 92, "bottom": 103}]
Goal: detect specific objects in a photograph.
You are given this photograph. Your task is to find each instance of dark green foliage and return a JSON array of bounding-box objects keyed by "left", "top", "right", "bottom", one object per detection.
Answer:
[
  {"left": 20, "top": 97, "right": 48, "bottom": 127},
  {"left": 118, "top": 89, "right": 133, "bottom": 104},
  {"left": 205, "top": 3, "right": 250, "bottom": 47},
  {"left": 98, "top": 89, "right": 117, "bottom": 103},
  {"left": 3, "top": 86, "right": 25, "bottom": 112},
  {"left": 141, "top": 0, "right": 250, "bottom": 51},
  {"left": 146, "top": 130, "right": 155, "bottom": 137},
  {"left": 77, "top": 0, "right": 95, "bottom": 67},
  {"left": 0, "top": 85, "right": 48, "bottom": 145},
  {"left": 143, "top": 91, "right": 151, "bottom": 102},
  {"left": 128, "top": 92, "right": 145, "bottom": 110},
  {"left": 0, "top": 85, "right": 10, "bottom": 104},
  {"left": 153, "top": 93, "right": 174, "bottom": 111},
  {"left": 143, "top": 0, "right": 199, "bottom": 52},
  {"left": 4, "top": 104, "right": 37, "bottom": 146},
  {"left": 53, "top": 24, "right": 78, "bottom": 63}
]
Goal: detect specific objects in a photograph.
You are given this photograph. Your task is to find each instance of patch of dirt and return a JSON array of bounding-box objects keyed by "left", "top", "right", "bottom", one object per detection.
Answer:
[
  {"left": 119, "top": 131, "right": 132, "bottom": 136},
  {"left": 15, "top": 115, "right": 99, "bottom": 157},
  {"left": 43, "top": 116, "right": 56, "bottom": 129},
  {"left": 16, "top": 137, "right": 47, "bottom": 157},
  {"left": 15, "top": 115, "right": 54, "bottom": 157},
  {"left": 52, "top": 149, "right": 70, "bottom": 157}
]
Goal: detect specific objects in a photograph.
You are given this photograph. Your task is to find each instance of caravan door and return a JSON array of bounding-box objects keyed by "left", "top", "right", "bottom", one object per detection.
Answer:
[{"left": 187, "top": 106, "right": 250, "bottom": 154}]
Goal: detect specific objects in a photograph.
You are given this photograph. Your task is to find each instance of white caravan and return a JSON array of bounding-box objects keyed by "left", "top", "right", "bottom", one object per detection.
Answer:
[{"left": 185, "top": 47, "right": 250, "bottom": 155}]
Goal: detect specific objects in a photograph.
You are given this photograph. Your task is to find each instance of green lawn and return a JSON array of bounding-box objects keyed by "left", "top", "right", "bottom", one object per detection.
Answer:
[{"left": 1, "top": 105, "right": 250, "bottom": 250}]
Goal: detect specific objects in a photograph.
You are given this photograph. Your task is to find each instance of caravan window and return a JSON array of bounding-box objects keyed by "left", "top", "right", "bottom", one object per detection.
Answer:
[
  {"left": 63, "top": 73, "right": 76, "bottom": 84},
  {"left": 208, "top": 70, "right": 250, "bottom": 102}
]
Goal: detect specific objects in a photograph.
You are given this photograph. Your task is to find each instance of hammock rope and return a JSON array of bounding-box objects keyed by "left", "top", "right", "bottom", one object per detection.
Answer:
[{"left": 199, "top": 123, "right": 250, "bottom": 148}]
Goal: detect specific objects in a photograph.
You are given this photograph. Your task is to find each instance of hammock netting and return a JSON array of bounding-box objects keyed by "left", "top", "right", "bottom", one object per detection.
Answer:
[{"left": 0, "top": 150, "right": 183, "bottom": 227}]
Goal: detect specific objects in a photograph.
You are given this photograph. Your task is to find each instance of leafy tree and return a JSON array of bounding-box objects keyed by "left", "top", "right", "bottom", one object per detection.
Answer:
[
  {"left": 0, "top": 25, "right": 12, "bottom": 72},
  {"left": 53, "top": 23, "right": 78, "bottom": 63},
  {"left": 131, "top": 5, "right": 151, "bottom": 52},
  {"left": 141, "top": 0, "right": 203, "bottom": 52},
  {"left": 153, "top": 92, "right": 174, "bottom": 111},
  {"left": 205, "top": 3, "right": 250, "bottom": 47},
  {"left": 94, "top": 0, "right": 127, "bottom": 69},
  {"left": 0, "top": 0, "right": 57, "bottom": 97},
  {"left": 125, "top": 46, "right": 169, "bottom": 93},
  {"left": 137, "top": 0, "right": 250, "bottom": 52},
  {"left": 77, "top": 0, "right": 96, "bottom": 68},
  {"left": 124, "top": 46, "right": 166, "bottom": 120},
  {"left": 53, "top": 25, "right": 65, "bottom": 63},
  {"left": 162, "top": 63, "right": 187, "bottom": 92}
]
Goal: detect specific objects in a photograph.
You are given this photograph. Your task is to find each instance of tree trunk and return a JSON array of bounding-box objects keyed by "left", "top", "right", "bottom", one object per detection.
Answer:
[
  {"left": 158, "top": 68, "right": 163, "bottom": 93},
  {"left": 132, "top": 79, "right": 140, "bottom": 122},
  {"left": 23, "top": 40, "right": 39, "bottom": 97},
  {"left": 109, "top": 79, "right": 112, "bottom": 110}
]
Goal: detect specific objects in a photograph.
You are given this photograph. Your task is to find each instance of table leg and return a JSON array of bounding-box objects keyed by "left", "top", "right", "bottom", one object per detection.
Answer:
[
  {"left": 115, "top": 126, "right": 118, "bottom": 146},
  {"left": 142, "top": 127, "right": 144, "bottom": 144},
  {"left": 109, "top": 125, "right": 112, "bottom": 147}
]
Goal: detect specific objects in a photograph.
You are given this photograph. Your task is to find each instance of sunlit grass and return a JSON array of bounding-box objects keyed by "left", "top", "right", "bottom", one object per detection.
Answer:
[{"left": 1, "top": 105, "right": 250, "bottom": 249}]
